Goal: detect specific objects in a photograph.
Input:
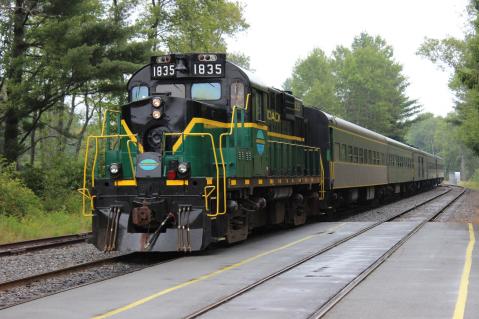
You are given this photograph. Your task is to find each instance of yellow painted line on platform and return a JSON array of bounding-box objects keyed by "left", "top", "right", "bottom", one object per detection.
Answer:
[
  {"left": 452, "top": 223, "right": 475, "bottom": 319},
  {"left": 93, "top": 223, "right": 345, "bottom": 319}
]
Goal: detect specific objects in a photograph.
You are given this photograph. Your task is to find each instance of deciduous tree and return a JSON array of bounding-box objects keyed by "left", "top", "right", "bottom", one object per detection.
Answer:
[{"left": 418, "top": 0, "right": 479, "bottom": 156}]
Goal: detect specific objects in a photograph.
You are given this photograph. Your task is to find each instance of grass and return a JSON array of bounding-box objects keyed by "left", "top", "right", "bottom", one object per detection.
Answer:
[
  {"left": 460, "top": 180, "right": 479, "bottom": 190},
  {"left": 0, "top": 210, "right": 91, "bottom": 244}
]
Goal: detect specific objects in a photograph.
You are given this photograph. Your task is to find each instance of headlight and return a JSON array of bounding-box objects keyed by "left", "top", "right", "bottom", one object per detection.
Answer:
[
  {"left": 178, "top": 162, "right": 189, "bottom": 174},
  {"left": 152, "top": 110, "right": 162, "bottom": 119},
  {"left": 109, "top": 163, "right": 121, "bottom": 176},
  {"left": 152, "top": 98, "right": 162, "bottom": 108}
]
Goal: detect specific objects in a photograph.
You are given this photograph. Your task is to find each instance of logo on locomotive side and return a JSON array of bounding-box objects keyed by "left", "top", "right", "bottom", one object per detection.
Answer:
[
  {"left": 256, "top": 130, "right": 266, "bottom": 155},
  {"left": 267, "top": 110, "right": 280, "bottom": 122},
  {"left": 139, "top": 158, "right": 160, "bottom": 171}
]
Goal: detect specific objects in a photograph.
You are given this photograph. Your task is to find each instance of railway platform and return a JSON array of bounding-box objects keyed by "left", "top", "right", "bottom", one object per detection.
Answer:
[
  {"left": 323, "top": 222, "right": 478, "bottom": 319},
  {"left": 0, "top": 222, "right": 476, "bottom": 319}
]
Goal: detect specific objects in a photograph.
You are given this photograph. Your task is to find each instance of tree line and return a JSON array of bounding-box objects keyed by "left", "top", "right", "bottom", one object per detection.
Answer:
[
  {"left": 1, "top": 0, "right": 478, "bottom": 187},
  {"left": 284, "top": 32, "right": 421, "bottom": 142},
  {"left": 0, "top": 0, "right": 248, "bottom": 165},
  {"left": 417, "top": 0, "right": 479, "bottom": 160},
  {"left": 285, "top": 17, "right": 479, "bottom": 178}
]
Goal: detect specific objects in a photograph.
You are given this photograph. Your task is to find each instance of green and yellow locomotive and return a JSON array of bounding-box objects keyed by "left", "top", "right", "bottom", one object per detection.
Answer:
[{"left": 79, "top": 53, "right": 443, "bottom": 253}]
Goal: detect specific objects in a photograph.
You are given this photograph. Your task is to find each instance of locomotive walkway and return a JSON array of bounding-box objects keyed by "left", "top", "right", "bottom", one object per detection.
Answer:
[{"left": 0, "top": 187, "right": 477, "bottom": 319}]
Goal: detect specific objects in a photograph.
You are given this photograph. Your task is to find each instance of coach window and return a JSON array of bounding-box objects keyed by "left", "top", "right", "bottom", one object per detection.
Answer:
[
  {"left": 348, "top": 145, "right": 353, "bottom": 162},
  {"left": 156, "top": 84, "right": 185, "bottom": 98},
  {"left": 334, "top": 143, "right": 340, "bottom": 161},
  {"left": 353, "top": 147, "right": 358, "bottom": 163},
  {"left": 230, "top": 81, "right": 244, "bottom": 108},
  {"left": 341, "top": 144, "right": 347, "bottom": 161},
  {"left": 191, "top": 82, "right": 221, "bottom": 100},
  {"left": 131, "top": 85, "right": 149, "bottom": 102},
  {"left": 359, "top": 148, "right": 364, "bottom": 163}
]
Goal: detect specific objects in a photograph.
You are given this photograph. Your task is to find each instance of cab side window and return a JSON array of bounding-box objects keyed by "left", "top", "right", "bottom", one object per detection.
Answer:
[
  {"left": 230, "top": 81, "right": 244, "bottom": 108},
  {"left": 252, "top": 88, "right": 265, "bottom": 122}
]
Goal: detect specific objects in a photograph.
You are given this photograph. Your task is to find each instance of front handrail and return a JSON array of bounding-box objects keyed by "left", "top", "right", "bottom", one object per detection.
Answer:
[
  {"left": 100, "top": 109, "right": 121, "bottom": 136},
  {"left": 126, "top": 140, "right": 137, "bottom": 179},
  {"left": 79, "top": 133, "right": 139, "bottom": 217},
  {"left": 203, "top": 185, "right": 216, "bottom": 212},
  {"left": 164, "top": 132, "right": 221, "bottom": 217}
]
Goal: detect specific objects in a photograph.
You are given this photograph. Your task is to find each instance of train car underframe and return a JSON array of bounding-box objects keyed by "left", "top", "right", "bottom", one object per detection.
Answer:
[
  {"left": 331, "top": 178, "right": 443, "bottom": 209},
  {"left": 91, "top": 173, "right": 442, "bottom": 253}
]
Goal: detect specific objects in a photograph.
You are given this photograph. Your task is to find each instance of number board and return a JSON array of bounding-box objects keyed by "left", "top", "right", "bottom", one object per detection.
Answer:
[
  {"left": 150, "top": 54, "right": 226, "bottom": 79},
  {"left": 191, "top": 54, "right": 225, "bottom": 77},
  {"left": 151, "top": 56, "right": 176, "bottom": 79}
]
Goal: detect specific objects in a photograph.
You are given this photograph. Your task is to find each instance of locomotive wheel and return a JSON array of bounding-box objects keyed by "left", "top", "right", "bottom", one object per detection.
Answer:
[
  {"left": 226, "top": 207, "right": 249, "bottom": 244},
  {"left": 286, "top": 194, "right": 306, "bottom": 227}
]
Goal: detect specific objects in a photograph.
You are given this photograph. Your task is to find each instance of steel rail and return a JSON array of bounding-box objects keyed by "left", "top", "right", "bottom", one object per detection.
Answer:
[
  {"left": 183, "top": 186, "right": 459, "bottom": 319},
  {"left": 308, "top": 187, "right": 465, "bottom": 319},
  {"left": 0, "top": 232, "right": 92, "bottom": 257},
  {"left": 0, "top": 254, "right": 130, "bottom": 292}
]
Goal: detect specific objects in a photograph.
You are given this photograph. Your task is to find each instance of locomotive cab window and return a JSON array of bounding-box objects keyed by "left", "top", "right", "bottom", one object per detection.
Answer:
[
  {"left": 230, "top": 81, "right": 245, "bottom": 108},
  {"left": 156, "top": 84, "right": 185, "bottom": 98},
  {"left": 131, "top": 85, "right": 149, "bottom": 101},
  {"left": 191, "top": 82, "right": 221, "bottom": 100},
  {"left": 252, "top": 89, "right": 265, "bottom": 122}
]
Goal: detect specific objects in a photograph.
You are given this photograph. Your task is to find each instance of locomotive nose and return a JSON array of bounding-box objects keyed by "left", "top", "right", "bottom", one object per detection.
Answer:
[{"left": 145, "top": 125, "right": 169, "bottom": 152}]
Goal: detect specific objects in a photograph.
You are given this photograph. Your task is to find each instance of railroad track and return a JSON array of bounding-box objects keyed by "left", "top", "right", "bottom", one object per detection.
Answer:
[
  {"left": 0, "top": 254, "right": 129, "bottom": 292},
  {"left": 184, "top": 186, "right": 464, "bottom": 319},
  {"left": 0, "top": 252, "right": 181, "bottom": 310},
  {"left": 0, "top": 232, "right": 92, "bottom": 257}
]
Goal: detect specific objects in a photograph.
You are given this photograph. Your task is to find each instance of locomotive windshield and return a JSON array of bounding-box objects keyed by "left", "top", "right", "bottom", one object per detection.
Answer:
[
  {"left": 155, "top": 84, "right": 186, "bottom": 98},
  {"left": 131, "top": 85, "right": 149, "bottom": 101},
  {"left": 191, "top": 82, "right": 221, "bottom": 100}
]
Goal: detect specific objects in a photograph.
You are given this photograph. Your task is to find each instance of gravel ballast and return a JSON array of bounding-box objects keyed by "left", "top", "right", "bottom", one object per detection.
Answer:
[
  {"left": 0, "top": 242, "right": 121, "bottom": 284},
  {"left": 339, "top": 186, "right": 449, "bottom": 222}
]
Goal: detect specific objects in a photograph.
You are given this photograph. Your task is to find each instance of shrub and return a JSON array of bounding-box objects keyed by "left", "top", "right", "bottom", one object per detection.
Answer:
[
  {"left": 17, "top": 164, "right": 47, "bottom": 197},
  {"left": 28, "top": 154, "right": 84, "bottom": 212},
  {"left": 471, "top": 168, "right": 479, "bottom": 183},
  {"left": 0, "top": 170, "right": 44, "bottom": 218}
]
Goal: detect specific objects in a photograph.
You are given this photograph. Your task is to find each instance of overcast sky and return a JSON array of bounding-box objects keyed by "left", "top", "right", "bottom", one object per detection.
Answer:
[{"left": 226, "top": 0, "right": 469, "bottom": 116}]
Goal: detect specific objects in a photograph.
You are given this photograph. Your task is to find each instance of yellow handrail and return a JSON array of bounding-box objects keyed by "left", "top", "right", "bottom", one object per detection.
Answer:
[
  {"left": 268, "top": 139, "right": 325, "bottom": 200},
  {"left": 100, "top": 109, "right": 121, "bottom": 136},
  {"left": 79, "top": 133, "right": 138, "bottom": 217},
  {"left": 126, "top": 140, "right": 137, "bottom": 179},
  {"left": 215, "top": 94, "right": 251, "bottom": 216},
  {"left": 319, "top": 152, "right": 325, "bottom": 200},
  {"left": 203, "top": 185, "right": 216, "bottom": 212},
  {"left": 164, "top": 132, "right": 221, "bottom": 216}
]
